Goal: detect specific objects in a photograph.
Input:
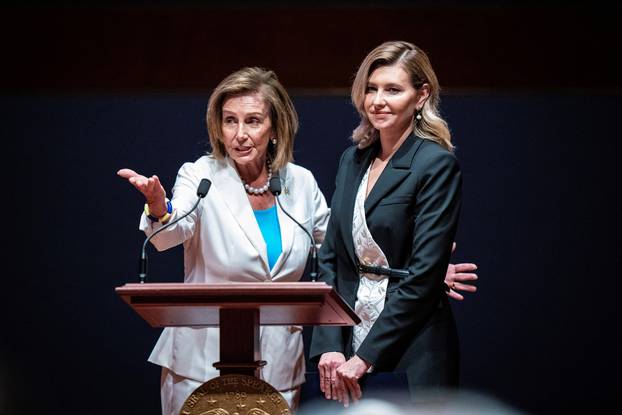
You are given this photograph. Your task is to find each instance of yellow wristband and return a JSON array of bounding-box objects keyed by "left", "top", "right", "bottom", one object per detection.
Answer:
[
  {"left": 145, "top": 198, "right": 172, "bottom": 222},
  {"left": 158, "top": 212, "right": 172, "bottom": 224}
]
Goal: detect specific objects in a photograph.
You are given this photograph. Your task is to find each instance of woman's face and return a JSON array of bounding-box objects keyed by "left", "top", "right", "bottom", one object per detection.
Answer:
[
  {"left": 364, "top": 64, "right": 422, "bottom": 136},
  {"left": 221, "top": 92, "right": 273, "bottom": 168}
]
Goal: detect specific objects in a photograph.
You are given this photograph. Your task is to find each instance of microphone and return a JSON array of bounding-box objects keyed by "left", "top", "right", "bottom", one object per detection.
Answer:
[
  {"left": 269, "top": 172, "right": 282, "bottom": 196},
  {"left": 138, "top": 178, "right": 212, "bottom": 283},
  {"left": 270, "top": 171, "right": 319, "bottom": 282}
]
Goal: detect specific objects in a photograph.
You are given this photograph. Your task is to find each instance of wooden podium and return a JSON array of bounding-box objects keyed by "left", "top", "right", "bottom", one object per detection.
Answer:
[{"left": 115, "top": 282, "right": 360, "bottom": 378}]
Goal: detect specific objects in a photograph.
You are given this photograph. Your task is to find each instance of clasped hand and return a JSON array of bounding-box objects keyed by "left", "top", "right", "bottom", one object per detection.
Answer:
[{"left": 318, "top": 352, "right": 370, "bottom": 407}]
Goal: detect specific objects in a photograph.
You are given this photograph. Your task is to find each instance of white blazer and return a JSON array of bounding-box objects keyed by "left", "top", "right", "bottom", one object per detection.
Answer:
[{"left": 141, "top": 155, "right": 329, "bottom": 391}]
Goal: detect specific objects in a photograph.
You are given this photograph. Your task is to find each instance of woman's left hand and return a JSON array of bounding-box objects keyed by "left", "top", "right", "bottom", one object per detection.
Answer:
[
  {"left": 335, "top": 355, "right": 370, "bottom": 407},
  {"left": 446, "top": 262, "right": 478, "bottom": 300},
  {"left": 445, "top": 242, "right": 478, "bottom": 301}
]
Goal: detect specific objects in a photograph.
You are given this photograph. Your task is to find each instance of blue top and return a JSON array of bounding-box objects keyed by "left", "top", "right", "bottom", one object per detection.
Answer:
[{"left": 253, "top": 204, "right": 282, "bottom": 270}]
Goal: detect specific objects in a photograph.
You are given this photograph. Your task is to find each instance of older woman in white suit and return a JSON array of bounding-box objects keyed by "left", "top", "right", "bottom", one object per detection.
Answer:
[{"left": 118, "top": 67, "right": 329, "bottom": 414}]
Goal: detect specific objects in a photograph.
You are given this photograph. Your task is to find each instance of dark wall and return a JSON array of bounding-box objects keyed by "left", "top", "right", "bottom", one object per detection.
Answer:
[
  {"left": 3, "top": 2, "right": 620, "bottom": 414},
  {"left": 5, "top": 91, "right": 620, "bottom": 414},
  {"left": 4, "top": 3, "right": 619, "bottom": 92}
]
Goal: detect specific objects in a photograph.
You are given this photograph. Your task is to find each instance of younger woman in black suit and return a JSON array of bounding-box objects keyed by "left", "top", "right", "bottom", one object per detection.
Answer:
[{"left": 310, "top": 40, "right": 463, "bottom": 407}]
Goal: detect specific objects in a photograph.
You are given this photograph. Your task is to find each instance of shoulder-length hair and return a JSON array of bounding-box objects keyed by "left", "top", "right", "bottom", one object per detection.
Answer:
[
  {"left": 206, "top": 67, "right": 298, "bottom": 170},
  {"left": 351, "top": 41, "right": 453, "bottom": 151}
]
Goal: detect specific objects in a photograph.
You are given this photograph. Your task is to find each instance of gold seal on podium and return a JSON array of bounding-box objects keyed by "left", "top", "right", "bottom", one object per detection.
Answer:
[{"left": 179, "top": 374, "right": 291, "bottom": 415}]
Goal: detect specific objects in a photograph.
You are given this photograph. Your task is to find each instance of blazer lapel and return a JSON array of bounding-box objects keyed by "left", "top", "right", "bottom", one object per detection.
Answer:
[
  {"left": 364, "top": 134, "right": 423, "bottom": 215},
  {"left": 212, "top": 157, "right": 269, "bottom": 272},
  {"left": 341, "top": 143, "right": 377, "bottom": 267}
]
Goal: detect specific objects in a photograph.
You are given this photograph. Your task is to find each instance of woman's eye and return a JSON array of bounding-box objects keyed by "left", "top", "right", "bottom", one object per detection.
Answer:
[
  {"left": 224, "top": 117, "right": 236, "bottom": 124},
  {"left": 366, "top": 86, "right": 377, "bottom": 93},
  {"left": 388, "top": 87, "right": 401, "bottom": 93},
  {"left": 247, "top": 118, "right": 261, "bottom": 125}
]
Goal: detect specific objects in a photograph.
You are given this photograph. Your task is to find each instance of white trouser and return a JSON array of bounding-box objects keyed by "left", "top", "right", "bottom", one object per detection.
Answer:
[{"left": 160, "top": 367, "right": 300, "bottom": 415}]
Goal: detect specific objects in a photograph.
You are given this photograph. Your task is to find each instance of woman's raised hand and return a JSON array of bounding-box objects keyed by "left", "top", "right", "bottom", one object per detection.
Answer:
[{"left": 117, "top": 168, "right": 168, "bottom": 217}]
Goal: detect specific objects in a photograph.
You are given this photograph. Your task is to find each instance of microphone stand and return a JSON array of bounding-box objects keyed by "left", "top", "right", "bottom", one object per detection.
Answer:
[
  {"left": 270, "top": 172, "right": 318, "bottom": 282},
  {"left": 138, "top": 179, "right": 211, "bottom": 283}
]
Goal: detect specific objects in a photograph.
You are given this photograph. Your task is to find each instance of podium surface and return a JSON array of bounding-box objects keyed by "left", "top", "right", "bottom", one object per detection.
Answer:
[{"left": 116, "top": 281, "right": 360, "bottom": 327}]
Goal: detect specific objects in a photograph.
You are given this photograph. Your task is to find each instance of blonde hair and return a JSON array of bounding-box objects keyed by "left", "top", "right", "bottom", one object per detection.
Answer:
[
  {"left": 351, "top": 41, "right": 453, "bottom": 151},
  {"left": 206, "top": 67, "right": 298, "bottom": 170}
]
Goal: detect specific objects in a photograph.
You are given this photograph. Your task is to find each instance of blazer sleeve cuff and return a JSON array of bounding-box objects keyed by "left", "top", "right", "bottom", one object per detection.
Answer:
[{"left": 309, "top": 326, "right": 345, "bottom": 362}]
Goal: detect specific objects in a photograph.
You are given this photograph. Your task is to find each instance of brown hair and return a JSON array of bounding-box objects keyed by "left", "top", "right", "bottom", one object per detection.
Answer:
[
  {"left": 206, "top": 67, "right": 298, "bottom": 170},
  {"left": 351, "top": 41, "right": 453, "bottom": 151}
]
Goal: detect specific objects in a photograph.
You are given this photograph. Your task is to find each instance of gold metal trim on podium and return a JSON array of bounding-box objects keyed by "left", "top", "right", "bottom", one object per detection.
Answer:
[{"left": 179, "top": 374, "right": 291, "bottom": 415}]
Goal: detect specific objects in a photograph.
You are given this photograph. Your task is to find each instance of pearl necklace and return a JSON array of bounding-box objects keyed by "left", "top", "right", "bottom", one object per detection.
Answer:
[{"left": 242, "top": 164, "right": 272, "bottom": 195}]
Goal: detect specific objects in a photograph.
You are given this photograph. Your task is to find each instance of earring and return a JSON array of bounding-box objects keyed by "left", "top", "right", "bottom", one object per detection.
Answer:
[
  {"left": 271, "top": 138, "right": 277, "bottom": 145},
  {"left": 416, "top": 110, "right": 422, "bottom": 121}
]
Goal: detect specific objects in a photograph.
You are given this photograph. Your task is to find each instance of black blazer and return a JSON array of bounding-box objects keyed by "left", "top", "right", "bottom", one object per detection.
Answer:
[{"left": 310, "top": 133, "right": 462, "bottom": 396}]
